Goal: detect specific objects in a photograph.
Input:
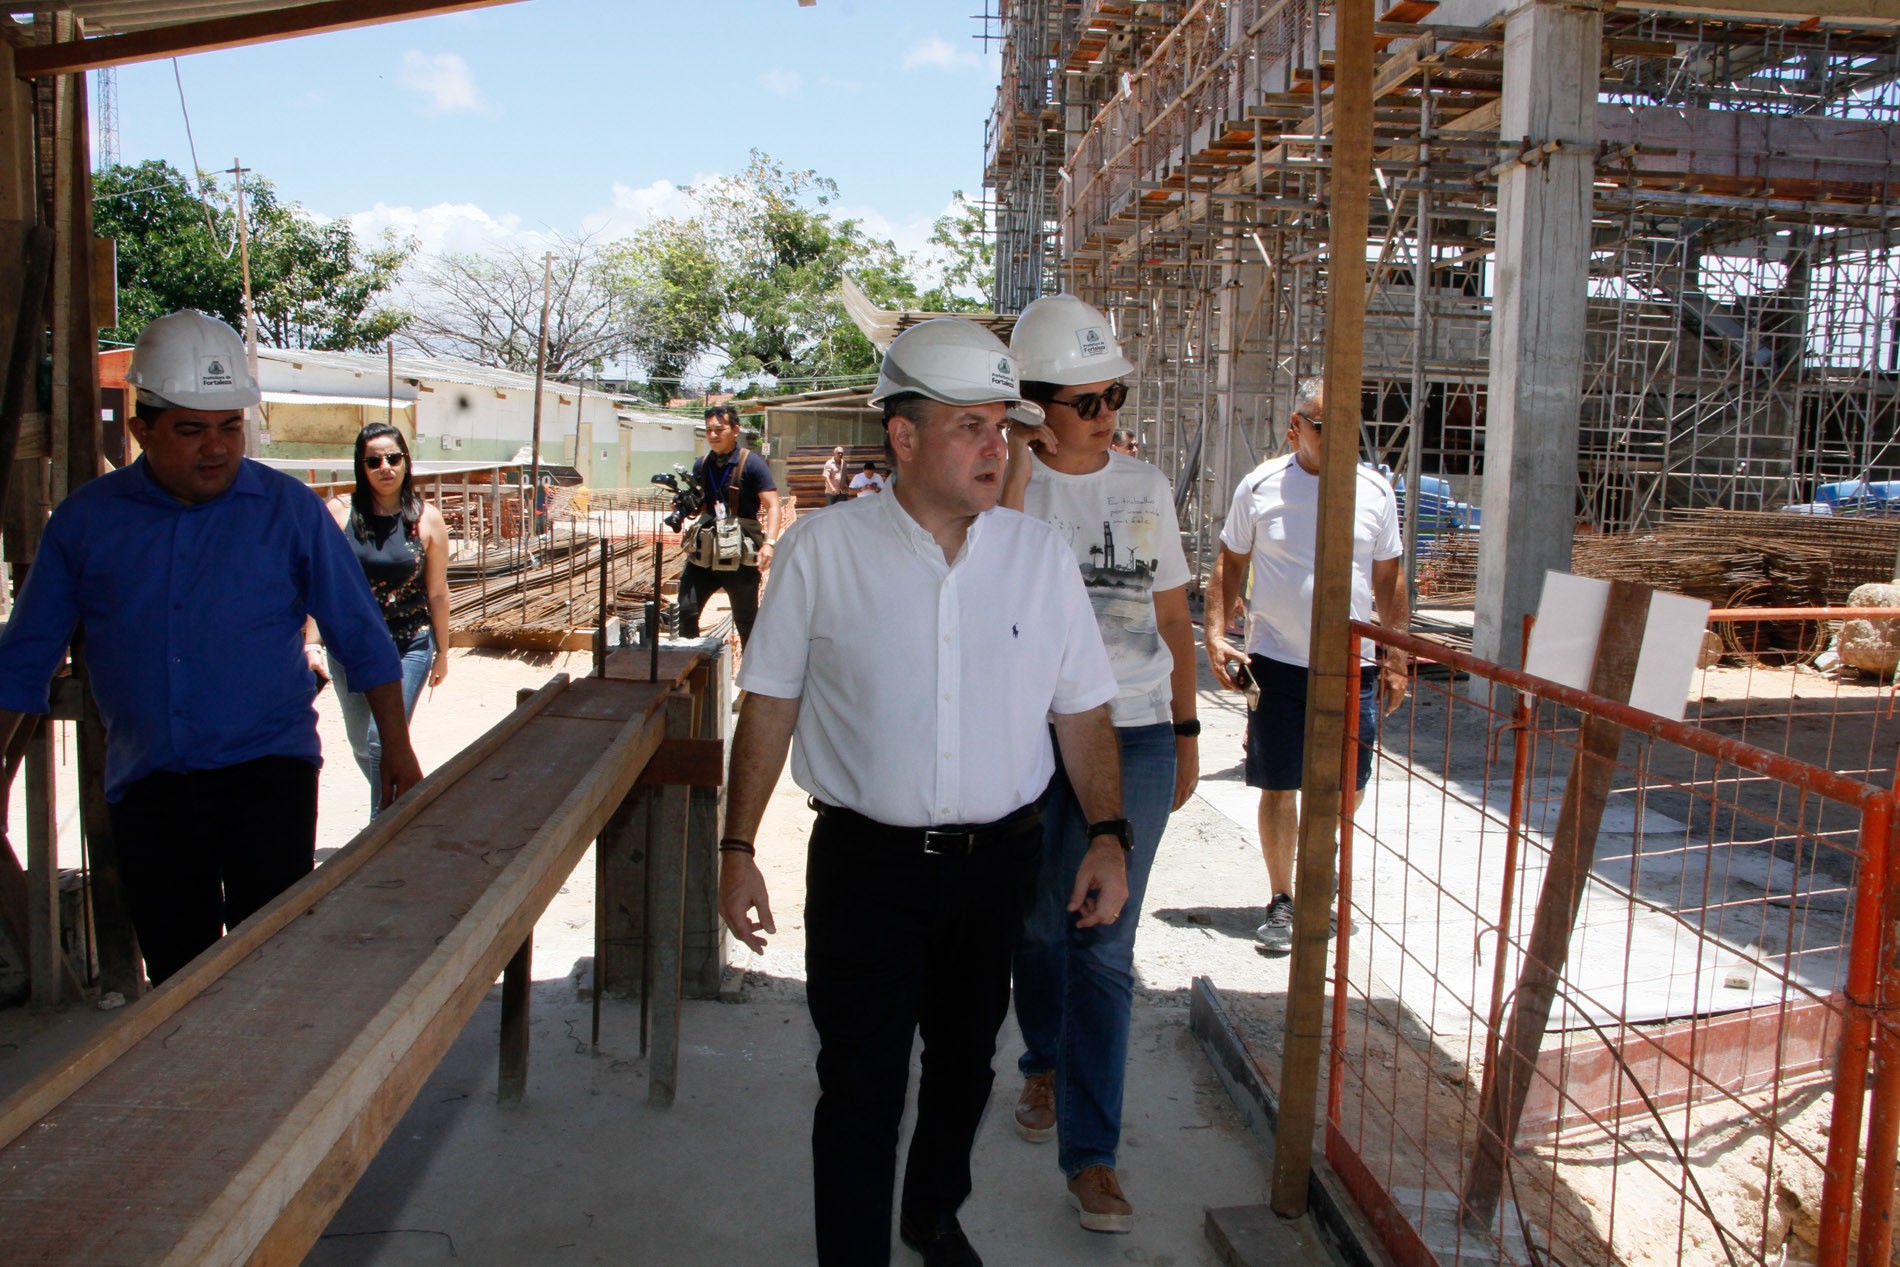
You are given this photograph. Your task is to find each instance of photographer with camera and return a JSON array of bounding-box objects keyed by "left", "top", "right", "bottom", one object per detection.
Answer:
[{"left": 674, "top": 404, "right": 780, "bottom": 648}]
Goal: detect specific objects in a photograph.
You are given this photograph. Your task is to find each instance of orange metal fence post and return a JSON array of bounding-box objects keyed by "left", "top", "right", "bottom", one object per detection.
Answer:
[
  {"left": 1853, "top": 793, "right": 1900, "bottom": 1267},
  {"left": 1818, "top": 796, "right": 1889, "bottom": 1267}
]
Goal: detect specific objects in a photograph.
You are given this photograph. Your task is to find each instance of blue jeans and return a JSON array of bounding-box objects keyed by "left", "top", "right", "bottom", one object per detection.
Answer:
[
  {"left": 1013, "top": 721, "right": 1175, "bottom": 1177},
  {"left": 330, "top": 629, "right": 433, "bottom": 818}
]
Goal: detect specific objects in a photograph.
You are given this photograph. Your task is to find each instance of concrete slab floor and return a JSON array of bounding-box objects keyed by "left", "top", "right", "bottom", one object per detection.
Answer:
[
  {"left": 307, "top": 661, "right": 1339, "bottom": 1266},
  {"left": 311, "top": 984, "right": 1336, "bottom": 1266}
]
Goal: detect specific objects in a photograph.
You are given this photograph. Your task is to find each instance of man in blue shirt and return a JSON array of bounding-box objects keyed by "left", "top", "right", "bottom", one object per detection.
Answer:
[{"left": 0, "top": 310, "right": 421, "bottom": 984}]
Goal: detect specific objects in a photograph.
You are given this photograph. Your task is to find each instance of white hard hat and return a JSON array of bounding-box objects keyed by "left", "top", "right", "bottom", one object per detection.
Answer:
[
  {"left": 124, "top": 309, "right": 260, "bottom": 411},
  {"left": 1008, "top": 293, "right": 1134, "bottom": 386},
  {"left": 869, "top": 318, "right": 1045, "bottom": 427}
]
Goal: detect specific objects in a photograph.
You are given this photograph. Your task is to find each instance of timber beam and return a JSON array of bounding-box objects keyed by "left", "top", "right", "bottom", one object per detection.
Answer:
[{"left": 14, "top": 0, "right": 526, "bottom": 78}]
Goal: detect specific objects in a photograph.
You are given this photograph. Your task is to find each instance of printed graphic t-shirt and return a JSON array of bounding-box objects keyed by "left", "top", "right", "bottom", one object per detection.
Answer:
[{"left": 1021, "top": 451, "right": 1190, "bottom": 727}]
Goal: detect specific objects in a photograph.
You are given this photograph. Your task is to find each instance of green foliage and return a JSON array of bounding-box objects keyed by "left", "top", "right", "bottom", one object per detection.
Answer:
[
  {"left": 915, "top": 192, "right": 994, "bottom": 314},
  {"left": 92, "top": 160, "right": 412, "bottom": 351},
  {"left": 607, "top": 150, "right": 917, "bottom": 387}
]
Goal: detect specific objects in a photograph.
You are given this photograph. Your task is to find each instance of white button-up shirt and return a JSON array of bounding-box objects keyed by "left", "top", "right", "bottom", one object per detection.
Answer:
[{"left": 739, "top": 490, "right": 1117, "bottom": 829}]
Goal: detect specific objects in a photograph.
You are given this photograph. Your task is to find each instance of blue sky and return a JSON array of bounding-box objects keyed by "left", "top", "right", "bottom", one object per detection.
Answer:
[{"left": 108, "top": 0, "right": 999, "bottom": 265}]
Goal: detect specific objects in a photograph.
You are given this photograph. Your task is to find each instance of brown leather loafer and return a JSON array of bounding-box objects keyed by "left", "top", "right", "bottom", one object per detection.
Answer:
[
  {"left": 1066, "top": 1164, "right": 1133, "bottom": 1233},
  {"left": 1013, "top": 1070, "right": 1055, "bottom": 1143}
]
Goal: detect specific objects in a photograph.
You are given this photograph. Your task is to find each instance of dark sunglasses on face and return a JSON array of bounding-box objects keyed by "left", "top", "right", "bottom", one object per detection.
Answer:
[
  {"left": 364, "top": 452, "right": 405, "bottom": 470},
  {"left": 1050, "top": 381, "right": 1129, "bottom": 421}
]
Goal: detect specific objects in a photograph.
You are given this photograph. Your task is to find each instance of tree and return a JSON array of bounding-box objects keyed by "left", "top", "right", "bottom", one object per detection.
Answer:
[
  {"left": 404, "top": 230, "right": 633, "bottom": 379},
  {"left": 91, "top": 159, "right": 412, "bottom": 351},
  {"left": 607, "top": 150, "right": 919, "bottom": 388},
  {"left": 914, "top": 192, "right": 995, "bottom": 313}
]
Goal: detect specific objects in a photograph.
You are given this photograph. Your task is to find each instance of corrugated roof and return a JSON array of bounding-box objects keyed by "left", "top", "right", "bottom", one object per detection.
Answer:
[{"left": 256, "top": 347, "right": 632, "bottom": 403}]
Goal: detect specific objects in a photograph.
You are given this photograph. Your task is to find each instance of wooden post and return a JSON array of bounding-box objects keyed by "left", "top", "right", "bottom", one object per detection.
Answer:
[
  {"left": 1271, "top": 0, "right": 1375, "bottom": 1218},
  {"left": 1463, "top": 580, "right": 1649, "bottom": 1227},
  {"left": 646, "top": 690, "right": 694, "bottom": 1107},
  {"left": 497, "top": 938, "right": 531, "bottom": 1104},
  {"left": 23, "top": 718, "right": 55, "bottom": 1004},
  {"left": 74, "top": 646, "right": 140, "bottom": 995}
]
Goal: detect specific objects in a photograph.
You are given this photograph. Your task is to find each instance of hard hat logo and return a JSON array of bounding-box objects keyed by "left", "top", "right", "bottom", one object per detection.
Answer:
[
  {"left": 1009, "top": 294, "right": 1136, "bottom": 387},
  {"left": 201, "top": 357, "right": 233, "bottom": 388}
]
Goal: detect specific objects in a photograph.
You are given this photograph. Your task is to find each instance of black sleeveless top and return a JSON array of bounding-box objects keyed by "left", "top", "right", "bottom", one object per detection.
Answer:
[{"left": 350, "top": 511, "right": 431, "bottom": 646}]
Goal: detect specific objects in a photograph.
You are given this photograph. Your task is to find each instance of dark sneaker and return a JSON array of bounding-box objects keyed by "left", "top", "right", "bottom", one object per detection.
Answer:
[
  {"left": 1014, "top": 1070, "right": 1056, "bottom": 1143},
  {"left": 1254, "top": 892, "right": 1295, "bottom": 954},
  {"left": 1066, "top": 1165, "right": 1134, "bottom": 1233},
  {"left": 899, "top": 1210, "right": 983, "bottom": 1267}
]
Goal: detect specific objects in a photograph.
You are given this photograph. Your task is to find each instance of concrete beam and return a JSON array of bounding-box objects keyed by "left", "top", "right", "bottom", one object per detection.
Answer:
[{"left": 1610, "top": 0, "right": 1900, "bottom": 27}]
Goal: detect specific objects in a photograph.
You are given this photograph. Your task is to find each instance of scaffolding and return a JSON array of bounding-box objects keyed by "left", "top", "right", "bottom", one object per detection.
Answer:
[{"left": 981, "top": 0, "right": 1900, "bottom": 582}]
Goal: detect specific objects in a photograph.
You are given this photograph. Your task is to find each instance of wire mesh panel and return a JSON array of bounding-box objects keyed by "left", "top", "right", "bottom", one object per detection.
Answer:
[{"left": 1327, "top": 621, "right": 1897, "bottom": 1267}]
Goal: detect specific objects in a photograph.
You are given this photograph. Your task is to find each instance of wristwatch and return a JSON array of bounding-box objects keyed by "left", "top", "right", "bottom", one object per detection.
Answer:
[
  {"left": 1086, "top": 818, "right": 1134, "bottom": 853},
  {"left": 1172, "top": 718, "right": 1201, "bottom": 738}
]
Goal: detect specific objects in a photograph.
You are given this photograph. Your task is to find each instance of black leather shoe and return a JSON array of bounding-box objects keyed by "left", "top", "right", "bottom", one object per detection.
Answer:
[{"left": 898, "top": 1210, "right": 983, "bottom": 1267}]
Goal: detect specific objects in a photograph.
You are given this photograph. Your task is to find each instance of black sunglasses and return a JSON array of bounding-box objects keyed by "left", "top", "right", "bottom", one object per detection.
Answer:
[
  {"left": 1049, "top": 381, "right": 1129, "bottom": 421},
  {"left": 1293, "top": 411, "right": 1323, "bottom": 429},
  {"left": 363, "top": 452, "right": 406, "bottom": 470}
]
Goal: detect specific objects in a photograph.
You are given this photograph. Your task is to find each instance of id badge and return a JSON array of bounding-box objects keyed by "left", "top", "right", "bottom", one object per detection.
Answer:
[{"left": 714, "top": 501, "right": 729, "bottom": 521}]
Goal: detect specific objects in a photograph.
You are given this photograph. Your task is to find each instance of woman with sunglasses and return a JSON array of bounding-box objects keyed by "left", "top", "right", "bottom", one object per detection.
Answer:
[
  {"left": 309, "top": 422, "right": 451, "bottom": 817},
  {"left": 999, "top": 294, "right": 1198, "bottom": 1237}
]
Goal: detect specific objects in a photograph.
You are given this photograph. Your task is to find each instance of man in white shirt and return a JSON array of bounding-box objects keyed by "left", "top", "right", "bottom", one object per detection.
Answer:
[
  {"left": 718, "top": 317, "right": 1129, "bottom": 1267},
  {"left": 823, "top": 445, "right": 850, "bottom": 504},
  {"left": 1203, "top": 377, "right": 1409, "bottom": 954},
  {"left": 849, "top": 461, "right": 886, "bottom": 497}
]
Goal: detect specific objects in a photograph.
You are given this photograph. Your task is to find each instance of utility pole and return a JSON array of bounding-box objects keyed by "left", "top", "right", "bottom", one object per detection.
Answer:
[
  {"left": 229, "top": 159, "right": 263, "bottom": 452},
  {"left": 529, "top": 251, "right": 554, "bottom": 537}
]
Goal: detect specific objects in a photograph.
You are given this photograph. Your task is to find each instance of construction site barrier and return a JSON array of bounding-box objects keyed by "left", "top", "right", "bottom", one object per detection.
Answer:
[{"left": 1325, "top": 619, "right": 1898, "bottom": 1267}]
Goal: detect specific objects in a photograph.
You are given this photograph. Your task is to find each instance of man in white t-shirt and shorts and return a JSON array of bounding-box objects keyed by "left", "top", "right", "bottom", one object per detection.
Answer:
[{"left": 1203, "top": 376, "right": 1409, "bottom": 954}]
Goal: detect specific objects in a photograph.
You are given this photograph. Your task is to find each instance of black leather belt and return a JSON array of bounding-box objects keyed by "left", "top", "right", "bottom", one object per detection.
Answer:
[{"left": 808, "top": 798, "right": 1040, "bottom": 856}]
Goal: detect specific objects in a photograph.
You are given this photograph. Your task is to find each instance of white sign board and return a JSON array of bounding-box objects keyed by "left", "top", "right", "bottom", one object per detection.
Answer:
[{"left": 1522, "top": 571, "right": 1709, "bottom": 722}]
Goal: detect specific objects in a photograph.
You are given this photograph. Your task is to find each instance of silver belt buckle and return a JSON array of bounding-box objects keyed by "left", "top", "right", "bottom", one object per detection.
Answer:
[{"left": 923, "top": 829, "right": 974, "bottom": 855}]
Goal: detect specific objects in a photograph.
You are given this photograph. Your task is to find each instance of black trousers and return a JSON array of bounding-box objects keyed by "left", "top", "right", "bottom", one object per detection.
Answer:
[
  {"left": 675, "top": 560, "right": 761, "bottom": 647},
  {"left": 804, "top": 807, "right": 1041, "bottom": 1266},
  {"left": 107, "top": 755, "right": 319, "bottom": 985}
]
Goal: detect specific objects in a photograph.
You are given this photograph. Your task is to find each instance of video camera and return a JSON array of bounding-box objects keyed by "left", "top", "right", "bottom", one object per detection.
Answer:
[{"left": 650, "top": 465, "right": 705, "bottom": 533}]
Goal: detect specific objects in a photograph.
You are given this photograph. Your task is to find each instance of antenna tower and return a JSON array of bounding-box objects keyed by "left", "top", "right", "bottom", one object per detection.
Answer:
[{"left": 95, "top": 66, "right": 119, "bottom": 169}]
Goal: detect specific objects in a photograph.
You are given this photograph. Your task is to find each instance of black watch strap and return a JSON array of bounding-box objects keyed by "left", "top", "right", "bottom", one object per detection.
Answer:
[
  {"left": 1172, "top": 718, "right": 1201, "bottom": 737},
  {"left": 1086, "top": 817, "right": 1134, "bottom": 853}
]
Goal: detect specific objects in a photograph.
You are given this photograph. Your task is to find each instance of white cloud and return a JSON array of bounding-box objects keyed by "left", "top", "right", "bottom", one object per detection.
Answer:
[
  {"left": 399, "top": 50, "right": 483, "bottom": 115},
  {"left": 760, "top": 69, "right": 802, "bottom": 96},
  {"left": 576, "top": 178, "right": 699, "bottom": 241},
  {"left": 347, "top": 200, "right": 535, "bottom": 260},
  {"left": 903, "top": 35, "right": 981, "bottom": 71}
]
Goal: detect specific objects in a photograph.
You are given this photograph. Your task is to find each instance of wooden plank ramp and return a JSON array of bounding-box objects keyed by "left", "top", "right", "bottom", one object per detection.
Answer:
[{"left": 0, "top": 669, "right": 681, "bottom": 1267}]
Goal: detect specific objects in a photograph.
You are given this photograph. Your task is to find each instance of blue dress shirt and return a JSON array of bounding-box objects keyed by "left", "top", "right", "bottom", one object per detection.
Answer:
[{"left": 0, "top": 458, "right": 402, "bottom": 800}]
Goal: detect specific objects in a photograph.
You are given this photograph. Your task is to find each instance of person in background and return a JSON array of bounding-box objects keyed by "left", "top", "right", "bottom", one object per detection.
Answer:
[
  {"left": 1001, "top": 294, "right": 1198, "bottom": 1235},
  {"left": 849, "top": 460, "right": 887, "bottom": 497},
  {"left": 1108, "top": 429, "right": 1141, "bottom": 459},
  {"left": 677, "top": 403, "right": 781, "bottom": 648},
  {"left": 823, "top": 445, "right": 851, "bottom": 505},
  {"left": 0, "top": 310, "right": 419, "bottom": 985},
  {"left": 311, "top": 422, "right": 451, "bottom": 819},
  {"left": 1202, "top": 376, "right": 1409, "bottom": 954}
]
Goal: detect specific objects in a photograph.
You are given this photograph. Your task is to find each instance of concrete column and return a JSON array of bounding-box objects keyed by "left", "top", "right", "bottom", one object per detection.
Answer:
[{"left": 1470, "top": 0, "right": 1600, "bottom": 676}]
